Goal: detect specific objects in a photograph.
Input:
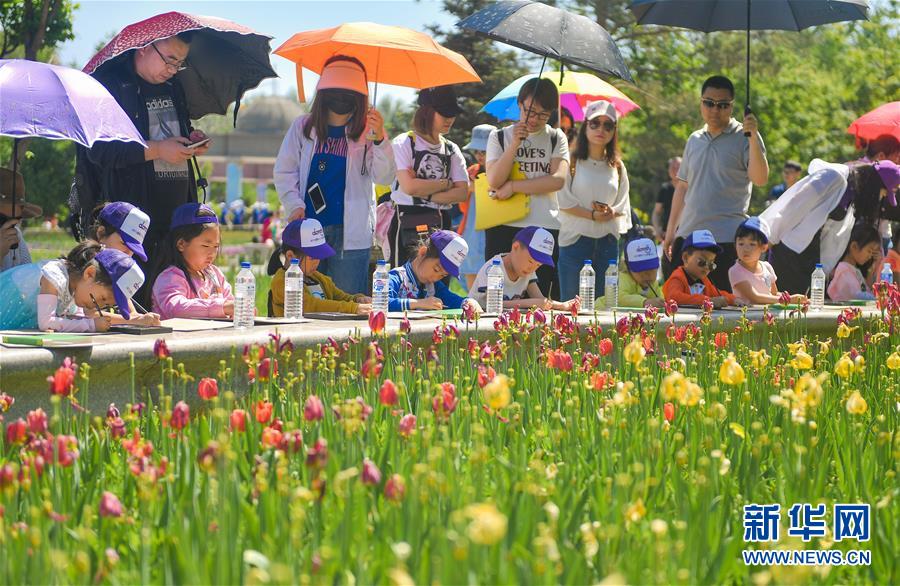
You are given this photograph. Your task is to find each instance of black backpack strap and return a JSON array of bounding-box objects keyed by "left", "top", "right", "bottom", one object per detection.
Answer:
[
  {"left": 498, "top": 129, "right": 505, "bottom": 151},
  {"left": 551, "top": 130, "right": 558, "bottom": 153}
]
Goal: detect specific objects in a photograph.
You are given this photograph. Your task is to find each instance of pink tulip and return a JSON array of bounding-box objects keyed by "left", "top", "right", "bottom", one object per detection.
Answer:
[
  {"left": 153, "top": 339, "right": 171, "bottom": 360},
  {"left": 5, "top": 419, "right": 26, "bottom": 445},
  {"left": 368, "top": 310, "right": 386, "bottom": 334},
  {"left": 385, "top": 474, "right": 406, "bottom": 501},
  {"left": 26, "top": 408, "right": 47, "bottom": 435},
  {"left": 379, "top": 380, "right": 399, "bottom": 406},
  {"left": 230, "top": 409, "right": 247, "bottom": 432},
  {"left": 361, "top": 458, "right": 382, "bottom": 486},
  {"left": 304, "top": 396, "right": 325, "bottom": 422},
  {"left": 398, "top": 414, "right": 417, "bottom": 437},
  {"left": 171, "top": 401, "right": 190, "bottom": 431},
  {"left": 99, "top": 491, "right": 123, "bottom": 518}
]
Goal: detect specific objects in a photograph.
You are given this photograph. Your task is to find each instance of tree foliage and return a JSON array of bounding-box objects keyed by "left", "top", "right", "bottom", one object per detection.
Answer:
[{"left": 0, "top": 0, "right": 76, "bottom": 61}]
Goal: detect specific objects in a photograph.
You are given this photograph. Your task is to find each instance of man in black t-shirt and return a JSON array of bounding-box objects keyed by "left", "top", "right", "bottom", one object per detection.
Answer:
[{"left": 651, "top": 156, "right": 681, "bottom": 242}]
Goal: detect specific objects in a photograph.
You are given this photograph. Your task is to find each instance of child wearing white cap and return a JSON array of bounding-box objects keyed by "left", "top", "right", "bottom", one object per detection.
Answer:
[
  {"left": 266, "top": 218, "right": 372, "bottom": 316},
  {"left": 470, "top": 226, "right": 578, "bottom": 312},
  {"left": 387, "top": 230, "right": 482, "bottom": 313},
  {"left": 617, "top": 238, "right": 664, "bottom": 308},
  {"left": 730, "top": 217, "right": 807, "bottom": 305}
]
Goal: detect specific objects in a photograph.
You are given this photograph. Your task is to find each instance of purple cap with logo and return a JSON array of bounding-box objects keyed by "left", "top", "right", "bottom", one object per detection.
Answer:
[
  {"left": 875, "top": 160, "right": 900, "bottom": 207},
  {"left": 682, "top": 229, "right": 723, "bottom": 254},
  {"left": 430, "top": 230, "right": 469, "bottom": 278},
  {"left": 737, "top": 216, "right": 771, "bottom": 243},
  {"left": 282, "top": 218, "right": 336, "bottom": 260},
  {"left": 99, "top": 201, "right": 150, "bottom": 261},
  {"left": 624, "top": 238, "right": 660, "bottom": 273},
  {"left": 514, "top": 226, "right": 556, "bottom": 267},
  {"left": 170, "top": 203, "right": 218, "bottom": 230},
  {"left": 95, "top": 248, "right": 144, "bottom": 320}
]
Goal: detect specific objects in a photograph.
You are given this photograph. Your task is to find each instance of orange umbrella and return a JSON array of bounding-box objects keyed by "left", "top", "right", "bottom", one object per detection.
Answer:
[{"left": 274, "top": 22, "right": 481, "bottom": 101}]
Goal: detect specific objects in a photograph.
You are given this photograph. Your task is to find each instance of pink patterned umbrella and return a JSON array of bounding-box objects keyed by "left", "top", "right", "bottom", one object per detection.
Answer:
[{"left": 84, "top": 11, "right": 276, "bottom": 119}]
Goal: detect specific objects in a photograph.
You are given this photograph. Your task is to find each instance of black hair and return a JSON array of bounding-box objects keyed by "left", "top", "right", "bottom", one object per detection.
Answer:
[
  {"left": 734, "top": 224, "right": 767, "bottom": 245},
  {"left": 865, "top": 135, "right": 900, "bottom": 160},
  {"left": 784, "top": 161, "right": 802, "bottom": 172},
  {"left": 517, "top": 78, "right": 559, "bottom": 113},
  {"left": 304, "top": 55, "right": 368, "bottom": 142},
  {"left": 88, "top": 203, "right": 118, "bottom": 242},
  {"left": 680, "top": 246, "right": 716, "bottom": 258},
  {"left": 843, "top": 222, "right": 881, "bottom": 271},
  {"left": 701, "top": 75, "right": 735, "bottom": 98},
  {"left": 64, "top": 240, "right": 113, "bottom": 286},
  {"left": 405, "top": 229, "right": 444, "bottom": 260},
  {"left": 266, "top": 243, "right": 306, "bottom": 276},
  {"left": 849, "top": 164, "right": 889, "bottom": 225},
  {"left": 175, "top": 31, "right": 194, "bottom": 44},
  {"left": 150, "top": 212, "right": 219, "bottom": 296}
]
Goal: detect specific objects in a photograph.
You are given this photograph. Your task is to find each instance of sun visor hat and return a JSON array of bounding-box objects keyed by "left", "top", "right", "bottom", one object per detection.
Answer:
[{"left": 316, "top": 60, "right": 368, "bottom": 96}]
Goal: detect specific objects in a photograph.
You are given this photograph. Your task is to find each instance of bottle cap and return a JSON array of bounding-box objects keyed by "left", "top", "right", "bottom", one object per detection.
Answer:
[
  {"left": 584, "top": 260, "right": 592, "bottom": 265},
  {"left": 377, "top": 259, "right": 386, "bottom": 265},
  {"left": 609, "top": 259, "right": 617, "bottom": 265},
  {"left": 241, "top": 261, "right": 251, "bottom": 268},
  {"left": 291, "top": 258, "right": 300, "bottom": 265},
  {"left": 815, "top": 263, "right": 823, "bottom": 268}
]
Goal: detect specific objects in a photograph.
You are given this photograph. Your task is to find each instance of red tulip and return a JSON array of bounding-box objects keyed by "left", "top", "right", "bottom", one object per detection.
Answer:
[
  {"left": 0, "top": 392, "right": 13, "bottom": 412},
  {"left": 255, "top": 400, "right": 273, "bottom": 424},
  {"left": 477, "top": 365, "right": 497, "bottom": 388},
  {"left": 546, "top": 349, "right": 574, "bottom": 372},
  {"left": 714, "top": 332, "right": 728, "bottom": 350},
  {"left": 55, "top": 435, "right": 79, "bottom": 467},
  {"left": 368, "top": 310, "right": 386, "bottom": 334},
  {"left": 664, "top": 402, "right": 675, "bottom": 423},
  {"left": 399, "top": 316, "right": 412, "bottom": 334},
  {"left": 279, "top": 430, "right": 304, "bottom": 454},
  {"left": 432, "top": 383, "right": 458, "bottom": 420},
  {"left": 305, "top": 438, "right": 328, "bottom": 469},
  {"left": 26, "top": 408, "right": 47, "bottom": 435},
  {"left": 47, "top": 358, "right": 76, "bottom": 396},
  {"left": 361, "top": 458, "right": 382, "bottom": 486},
  {"left": 379, "top": 380, "right": 399, "bottom": 406},
  {"left": 108, "top": 417, "right": 126, "bottom": 439},
  {"left": 398, "top": 414, "right": 417, "bottom": 437},
  {"left": 664, "top": 299, "right": 678, "bottom": 317},
  {"left": 304, "top": 396, "right": 325, "bottom": 422},
  {"left": 171, "top": 401, "right": 190, "bottom": 431},
  {"left": 197, "top": 378, "right": 218, "bottom": 400},
  {"left": 261, "top": 426, "right": 283, "bottom": 449},
  {"left": 533, "top": 308, "right": 547, "bottom": 325},
  {"left": 644, "top": 305, "right": 659, "bottom": 321},
  {"left": 153, "top": 339, "right": 171, "bottom": 360},
  {"left": 385, "top": 474, "right": 406, "bottom": 501},
  {"left": 106, "top": 403, "right": 120, "bottom": 419},
  {"left": 702, "top": 299, "right": 714, "bottom": 315},
  {"left": 589, "top": 371, "right": 614, "bottom": 391},
  {"left": 0, "top": 463, "right": 16, "bottom": 488},
  {"left": 5, "top": 419, "right": 26, "bottom": 445},
  {"left": 99, "top": 491, "right": 123, "bottom": 518},
  {"left": 599, "top": 338, "right": 614, "bottom": 356},
  {"left": 225, "top": 409, "right": 245, "bottom": 433},
  {"left": 461, "top": 299, "right": 478, "bottom": 322},
  {"left": 258, "top": 358, "right": 277, "bottom": 382}
]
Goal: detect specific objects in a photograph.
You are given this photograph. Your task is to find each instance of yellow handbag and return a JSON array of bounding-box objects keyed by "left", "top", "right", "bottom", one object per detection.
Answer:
[{"left": 474, "top": 163, "right": 529, "bottom": 230}]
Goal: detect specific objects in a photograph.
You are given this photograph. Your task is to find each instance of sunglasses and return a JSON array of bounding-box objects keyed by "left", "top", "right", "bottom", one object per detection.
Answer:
[
  {"left": 701, "top": 98, "right": 733, "bottom": 110},
  {"left": 588, "top": 119, "right": 616, "bottom": 132},
  {"left": 695, "top": 259, "right": 717, "bottom": 270}
]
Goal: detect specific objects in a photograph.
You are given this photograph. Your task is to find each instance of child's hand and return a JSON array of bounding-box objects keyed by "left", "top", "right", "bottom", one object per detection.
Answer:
[
  {"left": 94, "top": 316, "right": 111, "bottom": 332},
  {"left": 790, "top": 294, "right": 808, "bottom": 304},
  {"left": 644, "top": 297, "right": 666, "bottom": 309},
  {"left": 133, "top": 313, "right": 161, "bottom": 326},
  {"left": 552, "top": 299, "right": 578, "bottom": 312},
  {"left": 356, "top": 295, "right": 372, "bottom": 303},
  {"left": 711, "top": 296, "right": 729, "bottom": 309},
  {"left": 412, "top": 297, "right": 443, "bottom": 310},
  {"left": 463, "top": 299, "right": 484, "bottom": 314},
  {"left": 223, "top": 300, "right": 235, "bottom": 318},
  {"left": 356, "top": 303, "right": 373, "bottom": 315}
]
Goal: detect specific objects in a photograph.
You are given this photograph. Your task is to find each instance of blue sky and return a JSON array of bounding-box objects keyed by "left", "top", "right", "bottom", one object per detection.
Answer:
[{"left": 57, "top": 0, "right": 459, "bottom": 106}]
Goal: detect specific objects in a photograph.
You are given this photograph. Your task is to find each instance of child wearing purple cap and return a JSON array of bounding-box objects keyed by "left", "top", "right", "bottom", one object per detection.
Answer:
[
  {"left": 267, "top": 218, "right": 372, "bottom": 316},
  {"left": 470, "top": 226, "right": 578, "bottom": 312},
  {"left": 618, "top": 238, "right": 664, "bottom": 308},
  {"left": 89, "top": 201, "right": 151, "bottom": 262},
  {"left": 729, "top": 217, "right": 807, "bottom": 305},
  {"left": 151, "top": 203, "right": 234, "bottom": 320},
  {"left": 0, "top": 242, "right": 153, "bottom": 331},
  {"left": 387, "top": 230, "right": 482, "bottom": 312}
]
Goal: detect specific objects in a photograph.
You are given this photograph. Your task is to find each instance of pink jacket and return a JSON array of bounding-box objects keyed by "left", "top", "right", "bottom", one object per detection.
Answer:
[{"left": 151, "top": 265, "right": 233, "bottom": 320}]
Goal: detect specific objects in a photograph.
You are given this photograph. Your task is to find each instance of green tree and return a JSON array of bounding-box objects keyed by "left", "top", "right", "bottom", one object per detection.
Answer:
[
  {"left": 427, "top": 0, "right": 529, "bottom": 147},
  {"left": 0, "top": 0, "right": 76, "bottom": 61}
]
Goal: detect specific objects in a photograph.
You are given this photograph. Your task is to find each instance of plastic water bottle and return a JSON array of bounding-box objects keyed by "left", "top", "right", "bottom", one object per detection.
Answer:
[
  {"left": 233, "top": 261, "right": 256, "bottom": 329},
  {"left": 880, "top": 262, "right": 893, "bottom": 285},
  {"left": 284, "top": 258, "right": 304, "bottom": 319},
  {"left": 810, "top": 263, "right": 826, "bottom": 311},
  {"left": 371, "top": 260, "right": 390, "bottom": 315},
  {"left": 579, "top": 260, "right": 595, "bottom": 313},
  {"left": 486, "top": 258, "right": 505, "bottom": 315},
  {"left": 604, "top": 260, "right": 618, "bottom": 310}
]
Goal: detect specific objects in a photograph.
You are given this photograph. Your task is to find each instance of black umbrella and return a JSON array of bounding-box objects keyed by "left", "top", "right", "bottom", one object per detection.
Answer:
[
  {"left": 457, "top": 0, "right": 634, "bottom": 84},
  {"left": 629, "top": 0, "right": 869, "bottom": 128}
]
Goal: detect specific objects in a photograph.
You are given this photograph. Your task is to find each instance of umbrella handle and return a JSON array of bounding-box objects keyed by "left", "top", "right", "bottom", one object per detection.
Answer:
[
  {"left": 9, "top": 138, "right": 19, "bottom": 250},
  {"left": 743, "top": 105, "right": 752, "bottom": 138}
]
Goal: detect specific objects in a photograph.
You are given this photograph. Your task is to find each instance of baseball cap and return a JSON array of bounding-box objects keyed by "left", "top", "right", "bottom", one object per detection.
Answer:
[
  {"left": 874, "top": 160, "right": 900, "bottom": 206},
  {"left": 99, "top": 202, "right": 150, "bottom": 261},
  {"left": 514, "top": 226, "right": 556, "bottom": 267},
  {"left": 418, "top": 86, "right": 464, "bottom": 118},
  {"left": 737, "top": 216, "right": 770, "bottom": 243},
  {"left": 624, "top": 238, "right": 660, "bottom": 273},
  {"left": 171, "top": 203, "right": 218, "bottom": 230},
  {"left": 316, "top": 59, "right": 368, "bottom": 96},
  {"left": 464, "top": 124, "right": 497, "bottom": 151},
  {"left": 682, "top": 229, "right": 722, "bottom": 254},
  {"left": 281, "top": 218, "right": 336, "bottom": 260},
  {"left": 584, "top": 100, "right": 617, "bottom": 123},
  {"left": 430, "top": 230, "right": 468, "bottom": 278},
  {"left": 95, "top": 248, "right": 144, "bottom": 320}
]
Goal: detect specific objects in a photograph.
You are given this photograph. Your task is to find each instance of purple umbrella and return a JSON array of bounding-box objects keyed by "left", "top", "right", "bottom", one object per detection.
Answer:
[{"left": 0, "top": 59, "right": 146, "bottom": 223}]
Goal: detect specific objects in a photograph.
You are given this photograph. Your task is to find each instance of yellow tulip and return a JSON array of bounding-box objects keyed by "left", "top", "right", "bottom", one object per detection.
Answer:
[
  {"left": 661, "top": 371, "right": 686, "bottom": 401},
  {"left": 836, "top": 323, "right": 858, "bottom": 339},
  {"left": 787, "top": 342, "right": 807, "bottom": 355},
  {"left": 719, "top": 353, "right": 746, "bottom": 386},
  {"left": 887, "top": 352, "right": 900, "bottom": 371},
  {"left": 623, "top": 338, "right": 646, "bottom": 366},
  {"left": 483, "top": 374, "right": 511, "bottom": 411},
  {"left": 845, "top": 390, "right": 868, "bottom": 415},
  {"left": 834, "top": 354, "right": 855, "bottom": 379},
  {"left": 790, "top": 349, "right": 814, "bottom": 371},
  {"left": 749, "top": 349, "right": 770, "bottom": 370},
  {"left": 463, "top": 503, "right": 508, "bottom": 545},
  {"left": 681, "top": 381, "right": 704, "bottom": 407}
]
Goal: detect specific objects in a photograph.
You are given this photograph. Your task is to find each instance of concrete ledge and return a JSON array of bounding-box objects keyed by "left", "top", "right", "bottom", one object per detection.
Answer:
[{"left": 0, "top": 306, "right": 874, "bottom": 417}]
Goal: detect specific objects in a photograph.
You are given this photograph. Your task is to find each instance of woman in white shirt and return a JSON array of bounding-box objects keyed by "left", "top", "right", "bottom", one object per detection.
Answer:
[
  {"left": 387, "top": 86, "right": 469, "bottom": 268},
  {"left": 557, "top": 100, "right": 632, "bottom": 300}
]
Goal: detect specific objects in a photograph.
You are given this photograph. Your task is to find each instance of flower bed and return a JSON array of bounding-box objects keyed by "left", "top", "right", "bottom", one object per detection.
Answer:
[{"left": 0, "top": 302, "right": 897, "bottom": 584}]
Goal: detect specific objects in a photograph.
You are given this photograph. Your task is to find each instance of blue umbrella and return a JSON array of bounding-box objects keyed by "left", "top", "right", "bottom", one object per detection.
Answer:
[{"left": 629, "top": 0, "right": 869, "bottom": 129}]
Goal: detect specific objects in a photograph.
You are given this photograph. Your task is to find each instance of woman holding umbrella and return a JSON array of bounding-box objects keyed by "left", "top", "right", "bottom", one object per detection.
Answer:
[
  {"left": 274, "top": 56, "right": 395, "bottom": 296},
  {"left": 557, "top": 100, "right": 632, "bottom": 301}
]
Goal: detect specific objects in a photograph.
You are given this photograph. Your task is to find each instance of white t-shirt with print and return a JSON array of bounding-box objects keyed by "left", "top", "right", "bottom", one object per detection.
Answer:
[
  {"left": 470, "top": 253, "right": 539, "bottom": 307},
  {"left": 485, "top": 125, "right": 570, "bottom": 229},
  {"left": 390, "top": 133, "right": 468, "bottom": 210}
]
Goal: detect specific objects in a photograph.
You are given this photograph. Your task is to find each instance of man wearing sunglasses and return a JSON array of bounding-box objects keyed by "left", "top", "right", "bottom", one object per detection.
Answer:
[
  {"left": 71, "top": 32, "right": 211, "bottom": 288},
  {"left": 662, "top": 75, "right": 769, "bottom": 292}
]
